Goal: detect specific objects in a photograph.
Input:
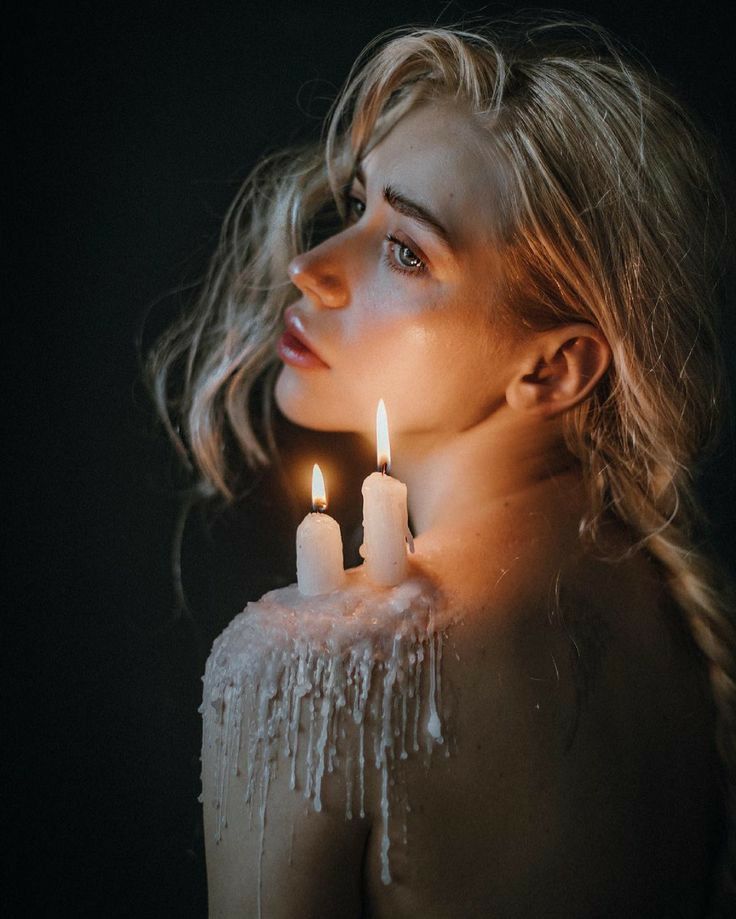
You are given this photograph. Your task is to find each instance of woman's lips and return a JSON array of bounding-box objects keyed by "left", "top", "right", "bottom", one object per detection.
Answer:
[{"left": 277, "top": 314, "right": 329, "bottom": 369}]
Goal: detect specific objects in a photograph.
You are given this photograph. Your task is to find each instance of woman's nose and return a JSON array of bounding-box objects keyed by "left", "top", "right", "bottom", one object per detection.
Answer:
[{"left": 287, "top": 245, "right": 349, "bottom": 309}]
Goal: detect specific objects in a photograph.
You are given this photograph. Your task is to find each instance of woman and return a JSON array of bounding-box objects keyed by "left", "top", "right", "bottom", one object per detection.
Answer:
[{"left": 146, "top": 12, "right": 735, "bottom": 917}]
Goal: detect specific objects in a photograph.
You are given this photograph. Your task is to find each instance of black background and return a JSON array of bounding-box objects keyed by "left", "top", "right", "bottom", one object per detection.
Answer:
[{"left": 7, "top": 2, "right": 735, "bottom": 916}]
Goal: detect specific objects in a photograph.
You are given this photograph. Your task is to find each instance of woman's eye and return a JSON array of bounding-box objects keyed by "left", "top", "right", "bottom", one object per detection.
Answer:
[
  {"left": 341, "top": 192, "right": 428, "bottom": 277},
  {"left": 385, "top": 234, "right": 428, "bottom": 276},
  {"left": 344, "top": 194, "right": 365, "bottom": 221}
]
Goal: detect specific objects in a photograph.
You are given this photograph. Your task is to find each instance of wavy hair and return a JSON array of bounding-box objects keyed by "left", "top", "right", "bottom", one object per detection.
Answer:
[{"left": 143, "top": 10, "right": 736, "bottom": 908}]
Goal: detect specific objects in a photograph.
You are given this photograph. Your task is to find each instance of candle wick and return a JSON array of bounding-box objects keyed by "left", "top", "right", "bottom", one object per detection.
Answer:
[{"left": 380, "top": 462, "right": 388, "bottom": 476}]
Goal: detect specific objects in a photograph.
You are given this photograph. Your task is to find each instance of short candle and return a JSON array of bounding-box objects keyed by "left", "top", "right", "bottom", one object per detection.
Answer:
[{"left": 296, "top": 464, "right": 345, "bottom": 596}]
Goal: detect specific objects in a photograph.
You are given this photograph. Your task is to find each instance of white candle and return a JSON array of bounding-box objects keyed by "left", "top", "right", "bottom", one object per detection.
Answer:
[
  {"left": 359, "top": 400, "right": 414, "bottom": 587},
  {"left": 296, "top": 464, "right": 345, "bottom": 596}
]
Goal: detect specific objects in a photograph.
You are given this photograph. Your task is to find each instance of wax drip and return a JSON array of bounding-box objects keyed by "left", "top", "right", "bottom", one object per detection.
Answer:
[{"left": 200, "top": 566, "right": 460, "bottom": 910}]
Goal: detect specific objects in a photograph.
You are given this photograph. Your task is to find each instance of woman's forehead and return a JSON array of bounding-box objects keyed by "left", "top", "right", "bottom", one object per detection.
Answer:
[
  {"left": 362, "top": 98, "right": 481, "bottom": 165},
  {"left": 359, "top": 101, "right": 499, "bottom": 245}
]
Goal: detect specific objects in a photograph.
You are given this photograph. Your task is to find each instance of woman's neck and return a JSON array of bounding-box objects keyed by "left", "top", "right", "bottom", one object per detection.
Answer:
[{"left": 379, "top": 407, "right": 583, "bottom": 538}]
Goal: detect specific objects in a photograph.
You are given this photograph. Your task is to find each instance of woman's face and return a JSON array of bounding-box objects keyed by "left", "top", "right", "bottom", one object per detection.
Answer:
[{"left": 274, "top": 98, "right": 517, "bottom": 439}]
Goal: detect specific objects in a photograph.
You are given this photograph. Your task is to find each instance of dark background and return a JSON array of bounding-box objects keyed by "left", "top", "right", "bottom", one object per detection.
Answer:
[{"left": 7, "top": 2, "right": 735, "bottom": 916}]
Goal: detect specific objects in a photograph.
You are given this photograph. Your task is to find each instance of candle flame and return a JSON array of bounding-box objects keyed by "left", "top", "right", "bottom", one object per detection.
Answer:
[
  {"left": 311, "top": 463, "right": 327, "bottom": 511},
  {"left": 376, "top": 399, "right": 391, "bottom": 473}
]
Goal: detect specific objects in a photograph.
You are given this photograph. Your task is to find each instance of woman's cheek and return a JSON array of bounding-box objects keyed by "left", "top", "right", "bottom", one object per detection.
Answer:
[
  {"left": 373, "top": 328, "right": 454, "bottom": 418},
  {"left": 361, "top": 318, "right": 438, "bottom": 371}
]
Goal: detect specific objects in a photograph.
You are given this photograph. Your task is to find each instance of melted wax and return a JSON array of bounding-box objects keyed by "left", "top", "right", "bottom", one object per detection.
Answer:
[{"left": 200, "top": 564, "right": 460, "bottom": 907}]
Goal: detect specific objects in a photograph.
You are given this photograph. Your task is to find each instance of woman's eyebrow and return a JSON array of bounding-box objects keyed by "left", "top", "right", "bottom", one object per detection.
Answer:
[{"left": 353, "top": 164, "right": 457, "bottom": 254}]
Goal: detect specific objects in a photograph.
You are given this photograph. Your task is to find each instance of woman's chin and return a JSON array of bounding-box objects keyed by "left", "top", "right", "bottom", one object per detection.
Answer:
[{"left": 274, "top": 365, "right": 345, "bottom": 432}]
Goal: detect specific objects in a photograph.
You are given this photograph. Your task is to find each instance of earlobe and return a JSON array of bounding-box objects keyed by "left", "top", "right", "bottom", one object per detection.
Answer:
[{"left": 506, "top": 325, "right": 611, "bottom": 417}]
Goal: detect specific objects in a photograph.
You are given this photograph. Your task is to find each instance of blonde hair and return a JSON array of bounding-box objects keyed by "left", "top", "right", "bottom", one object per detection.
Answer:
[{"left": 143, "top": 11, "right": 736, "bottom": 907}]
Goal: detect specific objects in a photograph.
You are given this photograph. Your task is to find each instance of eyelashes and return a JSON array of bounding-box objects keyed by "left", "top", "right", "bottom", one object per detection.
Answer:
[
  {"left": 343, "top": 193, "right": 429, "bottom": 277},
  {"left": 383, "top": 234, "right": 428, "bottom": 276}
]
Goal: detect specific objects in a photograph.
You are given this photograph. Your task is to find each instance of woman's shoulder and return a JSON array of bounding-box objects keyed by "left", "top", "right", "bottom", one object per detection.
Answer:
[
  {"left": 373, "top": 518, "right": 726, "bottom": 916},
  {"left": 439, "top": 510, "right": 717, "bottom": 739},
  {"left": 417, "top": 505, "right": 724, "bottom": 847}
]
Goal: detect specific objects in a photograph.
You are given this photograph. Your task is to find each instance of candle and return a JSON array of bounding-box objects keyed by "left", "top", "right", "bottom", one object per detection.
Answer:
[
  {"left": 359, "top": 399, "right": 415, "bottom": 587},
  {"left": 296, "top": 464, "right": 345, "bottom": 596}
]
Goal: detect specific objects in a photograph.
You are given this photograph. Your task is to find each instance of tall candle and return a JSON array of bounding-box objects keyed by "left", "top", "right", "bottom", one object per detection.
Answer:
[
  {"left": 296, "top": 464, "right": 345, "bottom": 596},
  {"left": 360, "top": 400, "right": 414, "bottom": 587}
]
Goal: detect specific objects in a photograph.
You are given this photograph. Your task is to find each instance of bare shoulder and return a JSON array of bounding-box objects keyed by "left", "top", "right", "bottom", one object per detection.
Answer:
[
  {"left": 362, "top": 516, "right": 724, "bottom": 917},
  {"left": 201, "top": 601, "right": 373, "bottom": 918},
  {"left": 202, "top": 709, "right": 371, "bottom": 919},
  {"left": 198, "top": 500, "right": 724, "bottom": 918},
  {"left": 415, "top": 499, "right": 717, "bottom": 740},
  {"left": 200, "top": 569, "right": 449, "bottom": 918}
]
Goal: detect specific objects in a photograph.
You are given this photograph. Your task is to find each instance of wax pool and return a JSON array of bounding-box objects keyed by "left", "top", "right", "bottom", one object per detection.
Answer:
[{"left": 200, "top": 564, "right": 461, "bottom": 916}]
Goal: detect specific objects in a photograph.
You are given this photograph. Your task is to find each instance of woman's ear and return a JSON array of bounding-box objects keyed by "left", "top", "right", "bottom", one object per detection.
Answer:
[{"left": 505, "top": 323, "right": 611, "bottom": 416}]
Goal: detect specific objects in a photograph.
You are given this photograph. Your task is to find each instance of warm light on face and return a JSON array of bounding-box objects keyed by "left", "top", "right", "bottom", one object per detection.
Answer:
[
  {"left": 273, "top": 100, "right": 507, "bottom": 442},
  {"left": 376, "top": 399, "right": 391, "bottom": 472},
  {"left": 311, "top": 463, "right": 327, "bottom": 511}
]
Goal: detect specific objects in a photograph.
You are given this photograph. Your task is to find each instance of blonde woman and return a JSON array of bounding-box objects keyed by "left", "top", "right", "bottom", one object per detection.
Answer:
[{"left": 146, "top": 12, "right": 735, "bottom": 918}]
